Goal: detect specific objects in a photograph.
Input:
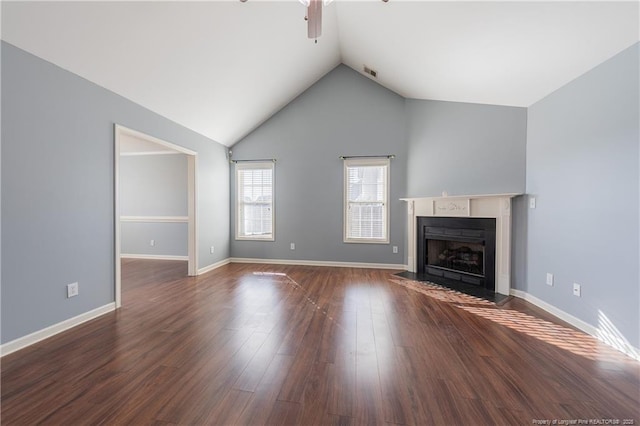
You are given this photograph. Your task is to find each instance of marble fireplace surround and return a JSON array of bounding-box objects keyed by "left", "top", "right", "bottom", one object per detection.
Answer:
[{"left": 401, "top": 194, "right": 521, "bottom": 296}]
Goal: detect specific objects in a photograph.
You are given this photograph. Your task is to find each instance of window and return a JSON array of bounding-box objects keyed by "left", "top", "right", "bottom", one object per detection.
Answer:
[
  {"left": 344, "top": 158, "right": 389, "bottom": 243},
  {"left": 236, "top": 162, "right": 274, "bottom": 240}
]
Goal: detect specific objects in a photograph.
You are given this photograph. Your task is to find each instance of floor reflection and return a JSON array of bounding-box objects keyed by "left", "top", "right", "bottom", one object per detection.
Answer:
[
  {"left": 458, "top": 305, "right": 633, "bottom": 362},
  {"left": 389, "top": 278, "right": 494, "bottom": 306},
  {"left": 251, "top": 271, "right": 344, "bottom": 331},
  {"left": 390, "top": 277, "right": 635, "bottom": 363}
]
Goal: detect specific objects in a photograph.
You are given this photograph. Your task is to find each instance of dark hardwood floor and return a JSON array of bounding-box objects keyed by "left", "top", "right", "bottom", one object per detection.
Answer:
[{"left": 2, "top": 259, "right": 639, "bottom": 425}]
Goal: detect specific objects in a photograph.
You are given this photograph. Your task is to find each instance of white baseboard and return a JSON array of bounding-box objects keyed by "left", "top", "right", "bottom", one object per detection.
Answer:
[
  {"left": 0, "top": 303, "right": 116, "bottom": 357},
  {"left": 197, "top": 258, "right": 231, "bottom": 275},
  {"left": 121, "top": 254, "right": 188, "bottom": 261},
  {"left": 510, "top": 289, "right": 598, "bottom": 335},
  {"left": 510, "top": 289, "right": 640, "bottom": 361},
  {"left": 230, "top": 257, "right": 407, "bottom": 270}
]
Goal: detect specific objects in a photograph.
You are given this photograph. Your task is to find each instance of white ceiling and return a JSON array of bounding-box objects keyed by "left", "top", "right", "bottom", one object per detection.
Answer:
[
  {"left": 2, "top": 1, "right": 638, "bottom": 147},
  {"left": 337, "top": 1, "right": 639, "bottom": 105}
]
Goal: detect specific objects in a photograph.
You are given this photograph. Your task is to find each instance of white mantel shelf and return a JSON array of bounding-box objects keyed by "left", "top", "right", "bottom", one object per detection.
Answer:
[
  {"left": 401, "top": 193, "right": 522, "bottom": 202},
  {"left": 401, "top": 193, "right": 524, "bottom": 296}
]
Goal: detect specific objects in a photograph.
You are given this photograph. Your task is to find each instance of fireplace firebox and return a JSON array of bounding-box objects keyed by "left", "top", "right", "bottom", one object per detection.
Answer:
[{"left": 417, "top": 217, "right": 496, "bottom": 291}]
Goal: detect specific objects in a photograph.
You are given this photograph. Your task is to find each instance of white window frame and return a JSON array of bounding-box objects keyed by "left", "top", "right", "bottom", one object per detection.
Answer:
[
  {"left": 343, "top": 158, "right": 390, "bottom": 244},
  {"left": 235, "top": 161, "right": 275, "bottom": 241}
]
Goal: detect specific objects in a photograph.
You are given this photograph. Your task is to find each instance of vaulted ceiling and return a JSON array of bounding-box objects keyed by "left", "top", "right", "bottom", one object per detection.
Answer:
[{"left": 2, "top": 1, "right": 638, "bottom": 147}]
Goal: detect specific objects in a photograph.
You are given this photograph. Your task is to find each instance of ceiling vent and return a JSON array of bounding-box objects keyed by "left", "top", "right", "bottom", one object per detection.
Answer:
[{"left": 363, "top": 66, "right": 378, "bottom": 78}]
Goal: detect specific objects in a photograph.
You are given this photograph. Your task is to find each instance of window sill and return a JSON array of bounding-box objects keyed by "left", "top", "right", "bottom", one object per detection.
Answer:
[
  {"left": 235, "top": 236, "right": 274, "bottom": 242},
  {"left": 343, "top": 239, "right": 389, "bottom": 245}
]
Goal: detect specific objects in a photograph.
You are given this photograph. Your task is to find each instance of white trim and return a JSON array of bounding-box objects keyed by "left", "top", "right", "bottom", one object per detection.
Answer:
[
  {"left": 116, "top": 125, "right": 197, "bottom": 156},
  {"left": 0, "top": 303, "right": 116, "bottom": 357},
  {"left": 510, "top": 289, "right": 640, "bottom": 361},
  {"left": 120, "top": 215, "right": 189, "bottom": 223},
  {"left": 114, "top": 124, "right": 199, "bottom": 307},
  {"left": 235, "top": 235, "right": 276, "bottom": 242},
  {"left": 401, "top": 193, "right": 522, "bottom": 202},
  {"left": 115, "top": 125, "right": 122, "bottom": 308},
  {"left": 230, "top": 257, "right": 407, "bottom": 270},
  {"left": 343, "top": 158, "right": 390, "bottom": 244},
  {"left": 188, "top": 156, "right": 198, "bottom": 276},
  {"left": 343, "top": 238, "right": 390, "bottom": 245},
  {"left": 403, "top": 194, "right": 520, "bottom": 296},
  {"left": 197, "top": 258, "right": 232, "bottom": 275},
  {"left": 120, "top": 151, "right": 183, "bottom": 157},
  {"left": 235, "top": 161, "right": 275, "bottom": 241},
  {"left": 121, "top": 254, "right": 188, "bottom": 261},
  {"left": 509, "top": 289, "right": 598, "bottom": 335}
]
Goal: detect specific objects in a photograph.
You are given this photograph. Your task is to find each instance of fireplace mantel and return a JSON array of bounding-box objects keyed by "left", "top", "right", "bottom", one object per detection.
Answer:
[{"left": 401, "top": 193, "right": 522, "bottom": 296}]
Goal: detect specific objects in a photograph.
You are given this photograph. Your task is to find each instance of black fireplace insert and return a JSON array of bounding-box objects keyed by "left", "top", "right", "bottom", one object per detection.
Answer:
[{"left": 417, "top": 217, "right": 496, "bottom": 291}]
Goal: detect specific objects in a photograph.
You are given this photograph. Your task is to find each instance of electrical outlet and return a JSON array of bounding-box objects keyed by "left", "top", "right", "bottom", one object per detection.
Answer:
[
  {"left": 392, "top": 246, "right": 398, "bottom": 254},
  {"left": 290, "top": 243, "right": 295, "bottom": 250},
  {"left": 150, "top": 239, "right": 155, "bottom": 247},
  {"left": 529, "top": 197, "right": 536, "bottom": 209},
  {"left": 546, "top": 273, "right": 554, "bottom": 286},
  {"left": 67, "top": 282, "right": 79, "bottom": 298},
  {"left": 573, "top": 283, "right": 581, "bottom": 297},
  {"left": 210, "top": 246, "right": 215, "bottom": 254}
]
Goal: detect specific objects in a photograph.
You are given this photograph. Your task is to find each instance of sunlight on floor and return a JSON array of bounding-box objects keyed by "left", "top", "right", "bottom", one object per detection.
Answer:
[
  {"left": 390, "top": 277, "right": 637, "bottom": 364},
  {"left": 251, "top": 271, "right": 346, "bottom": 333},
  {"left": 389, "top": 278, "right": 494, "bottom": 306},
  {"left": 248, "top": 273, "right": 638, "bottom": 365},
  {"left": 458, "top": 305, "right": 633, "bottom": 362}
]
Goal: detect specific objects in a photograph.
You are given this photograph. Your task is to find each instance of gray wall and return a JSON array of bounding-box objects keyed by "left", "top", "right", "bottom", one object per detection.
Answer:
[
  {"left": 230, "top": 66, "right": 529, "bottom": 270},
  {"left": 405, "top": 99, "right": 527, "bottom": 197},
  {"left": 230, "top": 65, "right": 407, "bottom": 265},
  {"left": 120, "top": 222, "right": 187, "bottom": 257},
  {"left": 526, "top": 43, "right": 639, "bottom": 348},
  {"left": 4, "top": 32, "right": 636, "bottom": 354},
  {"left": 120, "top": 154, "right": 187, "bottom": 216},
  {"left": 405, "top": 99, "right": 528, "bottom": 289},
  {"left": 1, "top": 42, "right": 229, "bottom": 344},
  {"left": 120, "top": 154, "right": 188, "bottom": 257},
  {"left": 510, "top": 195, "right": 529, "bottom": 291}
]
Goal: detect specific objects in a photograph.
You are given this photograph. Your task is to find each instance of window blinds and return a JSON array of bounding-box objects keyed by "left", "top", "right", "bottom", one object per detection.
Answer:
[
  {"left": 236, "top": 162, "right": 274, "bottom": 239},
  {"left": 344, "top": 159, "right": 389, "bottom": 242}
]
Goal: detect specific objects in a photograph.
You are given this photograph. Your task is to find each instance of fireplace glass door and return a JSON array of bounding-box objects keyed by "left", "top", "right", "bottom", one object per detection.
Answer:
[
  {"left": 426, "top": 239, "right": 484, "bottom": 277},
  {"left": 416, "top": 217, "right": 496, "bottom": 291}
]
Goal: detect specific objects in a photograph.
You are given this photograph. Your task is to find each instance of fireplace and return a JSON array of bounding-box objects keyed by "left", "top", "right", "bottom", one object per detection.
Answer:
[
  {"left": 402, "top": 194, "right": 518, "bottom": 296},
  {"left": 417, "top": 217, "right": 496, "bottom": 291}
]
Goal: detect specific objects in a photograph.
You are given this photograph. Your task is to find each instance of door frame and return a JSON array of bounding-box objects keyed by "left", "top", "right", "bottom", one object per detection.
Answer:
[{"left": 114, "top": 124, "right": 198, "bottom": 308}]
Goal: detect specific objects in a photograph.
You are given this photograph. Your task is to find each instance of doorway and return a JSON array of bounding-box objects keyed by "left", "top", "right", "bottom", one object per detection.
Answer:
[{"left": 114, "top": 124, "right": 198, "bottom": 308}]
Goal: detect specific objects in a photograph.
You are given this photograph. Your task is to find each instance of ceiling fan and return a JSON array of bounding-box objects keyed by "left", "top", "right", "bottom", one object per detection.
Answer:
[
  {"left": 299, "top": 0, "right": 329, "bottom": 41},
  {"left": 238, "top": 0, "right": 385, "bottom": 42},
  {"left": 301, "top": 0, "right": 388, "bottom": 41},
  {"left": 240, "top": 0, "right": 387, "bottom": 42}
]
